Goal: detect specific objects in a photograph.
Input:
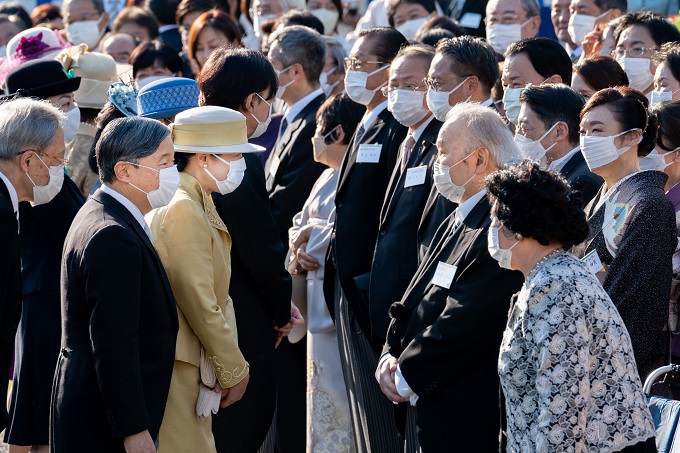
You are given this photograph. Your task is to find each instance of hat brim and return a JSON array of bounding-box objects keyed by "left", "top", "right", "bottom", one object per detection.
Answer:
[
  {"left": 13, "top": 76, "right": 81, "bottom": 99},
  {"left": 173, "top": 142, "right": 265, "bottom": 154},
  {"left": 141, "top": 107, "right": 193, "bottom": 120}
]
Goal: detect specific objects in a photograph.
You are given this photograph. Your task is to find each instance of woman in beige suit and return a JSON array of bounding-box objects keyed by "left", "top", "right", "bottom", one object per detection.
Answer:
[{"left": 147, "top": 106, "right": 265, "bottom": 452}]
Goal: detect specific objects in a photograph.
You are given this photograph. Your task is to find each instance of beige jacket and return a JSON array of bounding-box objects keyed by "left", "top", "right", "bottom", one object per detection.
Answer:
[{"left": 147, "top": 172, "right": 248, "bottom": 388}]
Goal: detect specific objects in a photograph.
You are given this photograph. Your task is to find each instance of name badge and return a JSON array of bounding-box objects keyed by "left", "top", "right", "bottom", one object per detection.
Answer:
[
  {"left": 459, "top": 12, "right": 482, "bottom": 29},
  {"left": 404, "top": 165, "right": 427, "bottom": 188},
  {"left": 356, "top": 144, "right": 382, "bottom": 163},
  {"left": 432, "top": 262, "right": 457, "bottom": 289},
  {"left": 269, "top": 155, "right": 280, "bottom": 177},
  {"left": 581, "top": 249, "right": 604, "bottom": 275}
]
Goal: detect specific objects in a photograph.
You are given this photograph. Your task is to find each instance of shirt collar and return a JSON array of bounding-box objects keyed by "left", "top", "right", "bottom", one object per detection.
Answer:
[
  {"left": 361, "top": 100, "right": 388, "bottom": 130},
  {"left": 454, "top": 188, "right": 486, "bottom": 224},
  {"left": 410, "top": 115, "right": 435, "bottom": 144},
  {"left": 548, "top": 145, "right": 580, "bottom": 172},
  {"left": 159, "top": 24, "right": 179, "bottom": 33},
  {"left": 565, "top": 44, "right": 583, "bottom": 58},
  {"left": 284, "top": 88, "right": 323, "bottom": 123},
  {"left": 480, "top": 98, "right": 493, "bottom": 107},
  {"left": 0, "top": 171, "right": 19, "bottom": 222},
  {"left": 101, "top": 184, "right": 148, "bottom": 232}
]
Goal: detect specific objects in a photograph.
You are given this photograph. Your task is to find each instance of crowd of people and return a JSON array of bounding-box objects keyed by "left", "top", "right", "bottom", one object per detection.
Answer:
[{"left": 0, "top": 0, "right": 680, "bottom": 450}]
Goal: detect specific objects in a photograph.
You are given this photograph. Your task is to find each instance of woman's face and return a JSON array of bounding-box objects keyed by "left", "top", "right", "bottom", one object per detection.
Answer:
[
  {"left": 205, "top": 152, "right": 243, "bottom": 189},
  {"left": 571, "top": 72, "right": 596, "bottom": 100},
  {"left": 580, "top": 104, "right": 642, "bottom": 171},
  {"left": 654, "top": 61, "right": 680, "bottom": 100},
  {"left": 243, "top": 88, "right": 273, "bottom": 136},
  {"left": 195, "top": 26, "right": 237, "bottom": 68}
]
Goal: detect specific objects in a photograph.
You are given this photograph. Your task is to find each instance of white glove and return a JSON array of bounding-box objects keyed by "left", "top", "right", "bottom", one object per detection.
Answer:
[{"left": 196, "top": 383, "right": 221, "bottom": 423}]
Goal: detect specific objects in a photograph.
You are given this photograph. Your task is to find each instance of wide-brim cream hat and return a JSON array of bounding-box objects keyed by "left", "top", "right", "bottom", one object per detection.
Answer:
[{"left": 171, "top": 106, "right": 265, "bottom": 154}]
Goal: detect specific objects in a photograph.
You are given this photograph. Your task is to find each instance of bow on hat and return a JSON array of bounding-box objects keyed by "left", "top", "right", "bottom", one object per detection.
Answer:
[{"left": 54, "top": 44, "right": 88, "bottom": 71}]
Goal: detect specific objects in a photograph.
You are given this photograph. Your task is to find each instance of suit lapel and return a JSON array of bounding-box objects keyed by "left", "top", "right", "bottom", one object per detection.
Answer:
[
  {"left": 337, "top": 112, "right": 387, "bottom": 195},
  {"left": 559, "top": 150, "right": 584, "bottom": 179}
]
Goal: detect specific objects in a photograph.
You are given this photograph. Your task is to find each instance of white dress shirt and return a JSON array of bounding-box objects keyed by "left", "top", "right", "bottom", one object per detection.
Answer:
[
  {"left": 360, "top": 100, "right": 388, "bottom": 132},
  {"left": 0, "top": 171, "right": 19, "bottom": 225},
  {"left": 549, "top": 146, "right": 580, "bottom": 172},
  {"left": 101, "top": 184, "right": 151, "bottom": 240},
  {"left": 283, "top": 88, "right": 324, "bottom": 125}
]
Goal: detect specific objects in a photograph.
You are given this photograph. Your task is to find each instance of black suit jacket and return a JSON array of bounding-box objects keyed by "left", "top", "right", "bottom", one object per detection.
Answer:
[
  {"left": 264, "top": 93, "right": 326, "bottom": 246},
  {"left": 417, "top": 184, "right": 456, "bottom": 263},
  {"left": 385, "top": 196, "right": 523, "bottom": 452},
  {"left": 559, "top": 149, "right": 603, "bottom": 205},
  {"left": 323, "top": 108, "right": 407, "bottom": 347},
  {"left": 51, "top": 191, "right": 178, "bottom": 451},
  {"left": 158, "top": 27, "right": 182, "bottom": 53},
  {"left": 19, "top": 176, "right": 83, "bottom": 296},
  {"left": 211, "top": 153, "right": 292, "bottom": 452},
  {"left": 0, "top": 176, "right": 21, "bottom": 433},
  {"left": 442, "top": 0, "right": 487, "bottom": 37},
  {"left": 369, "top": 119, "right": 442, "bottom": 341}
]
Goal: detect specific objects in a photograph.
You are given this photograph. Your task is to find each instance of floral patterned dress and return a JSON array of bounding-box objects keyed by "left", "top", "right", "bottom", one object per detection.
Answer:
[{"left": 498, "top": 250, "right": 655, "bottom": 453}]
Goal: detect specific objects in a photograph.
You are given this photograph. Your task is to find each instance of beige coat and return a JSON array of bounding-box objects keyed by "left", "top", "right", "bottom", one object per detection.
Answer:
[{"left": 147, "top": 172, "right": 248, "bottom": 388}]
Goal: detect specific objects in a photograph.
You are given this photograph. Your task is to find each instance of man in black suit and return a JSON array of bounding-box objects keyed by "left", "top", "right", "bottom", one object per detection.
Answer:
[
  {"left": 417, "top": 36, "right": 500, "bottom": 261},
  {"left": 146, "top": 0, "right": 182, "bottom": 53},
  {"left": 52, "top": 117, "right": 179, "bottom": 452},
  {"left": 377, "top": 102, "right": 524, "bottom": 452},
  {"left": 0, "top": 98, "right": 67, "bottom": 433},
  {"left": 370, "top": 44, "right": 442, "bottom": 347},
  {"left": 265, "top": 25, "right": 327, "bottom": 247},
  {"left": 323, "top": 27, "right": 408, "bottom": 453},
  {"left": 516, "top": 84, "right": 603, "bottom": 204}
]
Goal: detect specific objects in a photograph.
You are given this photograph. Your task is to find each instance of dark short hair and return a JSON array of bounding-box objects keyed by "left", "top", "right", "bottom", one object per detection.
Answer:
[
  {"left": 506, "top": 37, "right": 573, "bottom": 85},
  {"left": 175, "top": 0, "right": 213, "bottom": 26},
  {"left": 113, "top": 6, "right": 160, "bottom": 40},
  {"left": 0, "top": 2, "right": 31, "bottom": 29},
  {"left": 130, "top": 40, "right": 184, "bottom": 79},
  {"left": 316, "top": 93, "right": 366, "bottom": 145},
  {"left": 198, "top": 47, "right": 278, "bottom": 110},
  {"left": 386, "top": 0, "right": 436, "bottom": 27},
  {"left": 486, "top": 161, "right": 590, "bottom": 250},
  {"left": 89, "top": 104, "right": 127, "bottom": 174},
  {"left": 358, "top": 27, "right": 409, "bottom": 64},
  {"left": 270, "top": 25, "right": 326, "bottom": 84},
  {"left": 96, "top": 117, "right": 171, "bottom": 183},
  {"left": 594, "top": 0, "right": 627, "bottom": 12},
  {"left": 614, "top": 11, "right": 680, "bottom": 48},
  {"left": 145, "top": 0, "right": 180, "bottom": 26},
  {"left": 650, "top": 100, "right": 680, "bottom": 151},
  {"left": 416, "top": 15, "right": 464, "bottom": 38},
  {"left": 654, "top": 42, "right": 680, "bottom": 87},
  {"left": 581, "top": 86, "right": 658, "bottom": 157},
  {"left": 417, "top": 28, "right": 455, "bottom": 47},
  {"left": 521, "top": 84, "right": 585, "bottom": 144},
  {"left": 573, "top": 55, "right": 629, "bottom": 92},
  {"left": 278, "top": 10, "right": 324, "bottom": 34},
  {"left": 188, "top": 9, "right": 241, "bottom": 68},
  {"left": 436, "top": 36, "right": 500, "bottom": 94}
]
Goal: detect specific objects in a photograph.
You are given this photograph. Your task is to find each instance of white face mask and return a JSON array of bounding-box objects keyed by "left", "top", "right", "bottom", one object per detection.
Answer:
[
  {"left": 579, "top": 128, "right": 641, "bottom": 170},
  {"left": 126, "top": 163, "right": 180, "bottom": 209},
  {"left": 567, "top": 13, "right": 597, "bottom": 46},
  {"left": 250, "top": 93, "right": 272, "bottom": 138},
  {"left": 254, "top": 13, "right": 277, "bottom": 38},
  {"left": 514, "top": 122, "right": 558, "bottom": 164},
  {"left": 67, "top": 16, "right": 104, "bottom": 50},
  {"left": 486, "top": 19, "right": 531, "bottom": 54},
  {"left": 312, "top": 125, "right": 340, "bottom": 161},
  {"left": 26, "top": 154, "right": 64, "bottom": 206},
  {"left": 618, "top": 57, "right": 654, "bottom": 92},
  {"left": 275, "top": 66, "right": 294, "bottom": 99},
  {"left": 396, "top": 16, "right": 428, "bottom": 40},
  {"left": 650, "top": 89, "right": 676, "bottom": 105},
  {"left": 426, "top": 77, "right": 469, "bottom": 122},
  {"left": 62, "top": 106, "right": 81, "bottom": 143},
  {"left": 310, "top": 8, "right": 339, "bottom": 34},
  {"left": 320, "top": 67, "right": 340, "bottom": 96},
  {"left": 345, "top": 65, "right": 389, "bottom": 105},
  {"left": 388, "top": 89, "right": 430, "bottom": 127},
  {"left": 487, "top": 226, "right": 520, "bottom": 270},
  {"left": 639, "top": 148, "right": 678, "bottom": 171},
  {"left": 433, "top": 153, "right": 477, "bottom": 204},
  {"left": 502, "top": 87, "right": 523, "bottom": 125},
  {"left": 204, "top": 155, "right": 247, "bottom": 194}
]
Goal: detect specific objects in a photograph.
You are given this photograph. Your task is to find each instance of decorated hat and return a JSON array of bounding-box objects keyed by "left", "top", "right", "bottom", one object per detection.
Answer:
[
  {"left": 56, "top": 46, "right": 118, "bottom": 109},
  {"left": 137, "top": 77, "right": 200, "bottom": 119},
  {"left": 5, "top": 59, "right": 81, "bottom": 98},
  {"left": 0, "top": 27, "right": 72, "bottom": 85},
  {"left": 107, "top": 81, "right": 138, "bottom": 116},
  {"left": 171, "top": 106, "right": 266, "bottom": 154}
]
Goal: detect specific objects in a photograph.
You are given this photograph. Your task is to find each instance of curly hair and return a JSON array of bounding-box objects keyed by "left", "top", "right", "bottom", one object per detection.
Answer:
[{"left": 486, "top": 161, "right": 589, "bottom": 250}]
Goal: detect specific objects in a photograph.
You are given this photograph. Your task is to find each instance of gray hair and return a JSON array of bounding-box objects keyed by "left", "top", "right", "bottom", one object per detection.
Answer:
[
  {"left": 62, "top": 0, "right": 106, "bottom": 22},
  {"left": 270, "top": 25, "right": 326, "bottom": 84},
  {"left": 97, "top": 117, "right": 170, "bottom": 183},
  {"left": 522, "top": 0, "right": 541, "bottom": 17},
  {"left": 0, "top": 98, "right": 64, "bottom": 162},
  {"left": 324, "top": 36, "right": 347, "bottom": 75},
  {"left": 443, "top": 102, "right": 522, "bottom": 167}
]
